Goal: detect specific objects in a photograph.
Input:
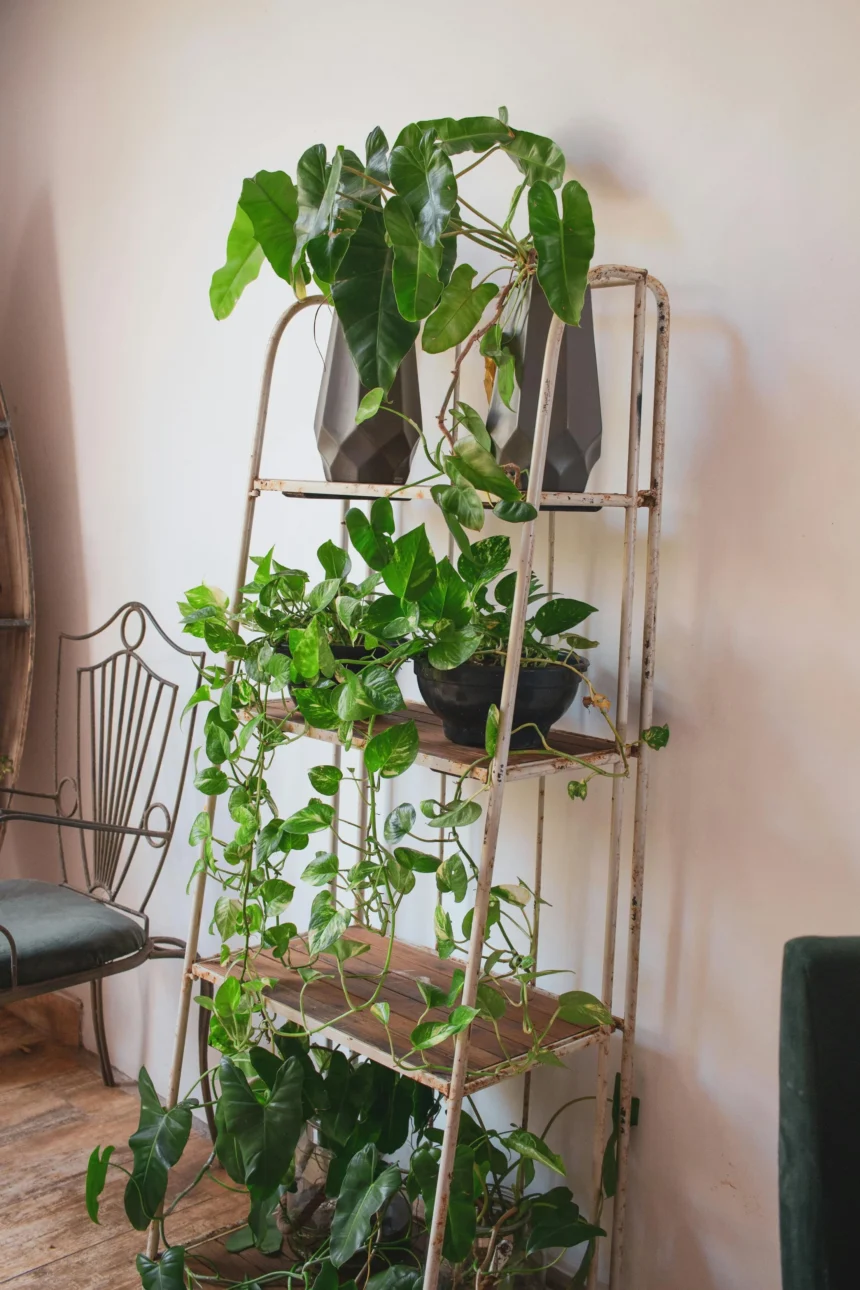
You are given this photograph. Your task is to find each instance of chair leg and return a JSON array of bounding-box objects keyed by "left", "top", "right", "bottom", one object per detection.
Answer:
[
  {"left": 198, "top": 977, "right": 216, "bottom": 1142},
  {"left": 91, "top": 978, "right": 116, "bottom": 1087}
]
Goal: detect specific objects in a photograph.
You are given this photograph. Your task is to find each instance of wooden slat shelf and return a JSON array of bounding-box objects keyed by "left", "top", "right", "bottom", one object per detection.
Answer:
[
  {"left": 265, "top": 698, "right": 625, "bottom": 783},
  {"left": 194, "top": 926, "right": 615, "bottom": 1097},
  {"left": 255, "top": 477, "right": 639, "bottom": 511}
]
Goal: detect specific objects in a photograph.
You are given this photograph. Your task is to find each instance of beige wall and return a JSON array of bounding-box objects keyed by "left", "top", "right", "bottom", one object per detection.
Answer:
[{"left": 2, "top": 1, "right": 860, "bottom": 1285}]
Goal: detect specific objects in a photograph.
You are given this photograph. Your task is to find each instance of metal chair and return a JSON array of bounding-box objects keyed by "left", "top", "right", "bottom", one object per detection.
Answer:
[{"left": 0, "top": 602, "right": 204, "bottom": 1085}]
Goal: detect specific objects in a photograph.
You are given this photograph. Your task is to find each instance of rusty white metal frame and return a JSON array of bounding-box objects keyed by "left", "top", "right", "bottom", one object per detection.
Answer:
[{"left": 154, "top": 269, "right": 669, "bottom": 1289}]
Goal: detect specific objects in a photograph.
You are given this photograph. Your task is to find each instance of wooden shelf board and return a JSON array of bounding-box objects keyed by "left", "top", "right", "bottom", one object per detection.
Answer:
[
  {"left": 254, "top": 478, "right": 637, "bottom": 510},
  {"left": 194, "top": 926, "right": 613, "bottom": 1098},
  {"left": 265, "top": 698, "right": 624, "bottom": 783}
]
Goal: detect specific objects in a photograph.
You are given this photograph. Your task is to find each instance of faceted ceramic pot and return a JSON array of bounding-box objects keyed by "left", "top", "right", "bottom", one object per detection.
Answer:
[
  {"left": 414, "top": 654, "right": 587, "bottom": 750},
  {"left": 315, "top": 320, "right": 421, "bottom": 485},
  {"left": 487, "top": 283, "right": 601, "bottom": 500}
]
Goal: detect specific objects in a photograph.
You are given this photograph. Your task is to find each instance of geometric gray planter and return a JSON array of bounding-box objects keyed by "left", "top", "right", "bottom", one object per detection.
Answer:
[
  {"left": 487, "top": 282, "right": 601, "bottom": 498},
  {"left": 314, "top": 320, "right": 421, "bottom": 485}
]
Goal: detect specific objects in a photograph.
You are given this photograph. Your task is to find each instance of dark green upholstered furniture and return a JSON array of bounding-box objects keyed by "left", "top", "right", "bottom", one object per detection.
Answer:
[
  {"left": 0, "top": 604, "right": 203, "bottom": 1084},
  {"left": 779, "top": 936, "right": 860, "bottom": 1290}
]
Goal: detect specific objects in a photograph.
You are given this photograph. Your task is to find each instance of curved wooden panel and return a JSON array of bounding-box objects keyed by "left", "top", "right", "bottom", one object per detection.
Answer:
[{"left": 0, "top": 382, "right": 35, "bottom": 840}]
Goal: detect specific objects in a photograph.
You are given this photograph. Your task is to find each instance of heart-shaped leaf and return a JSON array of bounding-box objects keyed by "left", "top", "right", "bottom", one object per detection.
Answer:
[
  {"left": 505, "top": 1127, "right": 566, "bottom": 1176},
  {"left": 330, "top": 1144, "right": 402, "bottom": 1267},
  {"left": 426, "top": 625, "right": 482, "bottom": 670},
  {"left": 308, "top": 765, "right": 343, "bottom": 795},
  {"left": 410, "top": 1005, "right": 478, "bottom": 1051},
  {"left": 528, "top": 180, "right": 594, "bottom": 326},
  {"left": 307, "top": 891, "right": 351, "bottom": 954},
  {"left": 419, "top": 557, "right": 471, "bottom": 628},
  {"left": 239, "top": 170, "right": 298, "bottom": 283},
  {"left": 124, "top": 1069, "right": 193, "bottom": 1230},
  {"left": 452, "top": 438, "right": 521, "bottom": 502},
  {"left": 135, "top": 1248, "right": 187, "bottom": 1290},
  {"left": 432, "top": 478, "right": 485, "bottom": 532},
  {"left": 364, "top": 720, "right": 419, "bottom": 778},
  {"left": 345, "top": 508, "right": 395, "bottom": 571},
  {"left": 534, "top": 597, "right": 597, "bottom": 636},
  {"left": 355, "top": 387, "right": 384, "bottom": 424},
  {"left": 384, "top": 803, "right": 416, "bottom": 842},
  {"left": 557, "top": 990, "right": 614, "bottom": 1028},
  {"left": 381, "top": 525, "right": 437, "bottom": 601},
  {"left": 216, "top": 1057, "right": 304, "bottom": 1193},
  {"left": 389, "top": 130, "right": 457, "bottom": 246},
  {"left": 301, "top": 852, "right": 339, "bottom": 886},
  {"left": 282, "top": 798, "right": 335, "bottom": 835}
]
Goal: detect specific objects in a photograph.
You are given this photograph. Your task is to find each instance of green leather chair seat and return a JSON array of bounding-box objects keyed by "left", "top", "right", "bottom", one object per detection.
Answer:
[{"left": 0, "top": 879, "right": 147, "bottom": 989}]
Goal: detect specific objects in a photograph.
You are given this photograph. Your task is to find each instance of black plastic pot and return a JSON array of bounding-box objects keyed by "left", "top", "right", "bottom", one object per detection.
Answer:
[{"left": 414, "top": 654, "right": 586, "bottom": 750}]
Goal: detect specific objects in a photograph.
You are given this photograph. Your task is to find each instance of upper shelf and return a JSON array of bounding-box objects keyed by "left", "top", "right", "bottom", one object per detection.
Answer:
[
  {"left": 255, "top": 478, "right": 653, "bottom": 510},
  {"left": 194, "top": 926, "right": 616, "bottom": 1098},
  {"left": 266, "top": 698, "right": 626, "bottom": 783}
]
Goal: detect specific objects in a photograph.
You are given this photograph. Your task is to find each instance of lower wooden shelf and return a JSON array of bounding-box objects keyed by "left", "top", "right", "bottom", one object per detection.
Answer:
[
  {"left": 265, "top": 698, "right": 625, "bottom": 783},
  {"left": 193, "top": 926, "right": 615, "bottom": 1098}
]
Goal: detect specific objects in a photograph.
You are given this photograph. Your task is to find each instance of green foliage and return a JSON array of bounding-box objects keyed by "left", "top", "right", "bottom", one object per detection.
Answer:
[
  {"left": 84, "top": 1145, "right": 114, "bottom": 1223},
  {"left": 135, "top": 1248, "right": 187, "bottom": 1290},
  {"left": 330, "top": 1144, "right": 402, "bottom": 1267},
  {"left": 124, "top": 1069, "right": 193, "bottom": 1230}
]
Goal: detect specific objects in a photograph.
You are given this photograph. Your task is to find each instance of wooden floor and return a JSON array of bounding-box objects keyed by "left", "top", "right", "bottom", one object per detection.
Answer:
[{"left": 0, "top": 1009, "right": 283, "bottom": 1288}]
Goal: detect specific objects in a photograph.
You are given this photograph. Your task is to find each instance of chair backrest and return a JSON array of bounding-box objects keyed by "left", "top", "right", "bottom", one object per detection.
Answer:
[
  {"left": 779, "top": 936, "right": 860, "bottom": 1290},
  {"left": 54, "top": 602, "right": 204, "bottom": 910}
]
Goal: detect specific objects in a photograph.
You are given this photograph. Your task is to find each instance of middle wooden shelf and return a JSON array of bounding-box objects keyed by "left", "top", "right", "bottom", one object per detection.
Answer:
[
  {"left": 265, "top": 697, "right": 627, "bottom": 783},
  {"left": 194, "top": 926, "right": 616, "bottom": 1098}
]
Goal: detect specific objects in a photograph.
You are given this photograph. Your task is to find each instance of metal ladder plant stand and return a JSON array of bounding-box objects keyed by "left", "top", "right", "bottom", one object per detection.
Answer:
[{"left": 159, "top": 265, "right": 669, "bottom": 1287}]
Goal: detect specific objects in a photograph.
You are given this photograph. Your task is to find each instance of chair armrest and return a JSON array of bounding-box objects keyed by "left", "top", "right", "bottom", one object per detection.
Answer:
[{"left": 0, "top": 808, "right": 169, "bottom": 843}]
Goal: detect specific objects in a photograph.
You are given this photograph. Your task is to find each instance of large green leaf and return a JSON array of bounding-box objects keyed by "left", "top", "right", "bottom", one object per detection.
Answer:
[
  {"left": 365, "top": 126, "right": 389, "bottom": 184},
  {"left": 411, "top": 1143, "right": 477, "bottom": 1263},
  {"left": 216, "top": 1056, "right": 304, "bottom": 1193},
  {"left": 504, "top": 130, "right": 566, "bottom": 187},
  {"left": 427, "top": 625, "right": 482, "bottom": 670},
  {"left": 293, "top": 687, "right": 340, "bottom": 731},
  {"left": 345, "top": 507, "right": 395, "bottom": 571},
  {"left": 360, "top": 664, "right": 405, "bottom": 714},
  {"left": 526, "top": 1186, "right": 604, "bottom": 1254},
  {"left": 451, "top": 438, "right": 521, "bottom": 502},
  {"left": 383, "top": 802, "right": 416, "bottom": 842},
  {"left": 330, "top": 1144, "right": 402, "bottom": 1267},
  {"left": 431, "top": 477, "right": 485, "bottom": 532},
  {"left": 308, "top": 890, "right": 351, "bottom": 953},
  {"left": 389, "top": 130, "right": 457, "bottom": 246},
  {"left": 239, "top": 170, "right": 298, "bottom": 283},
  {"left": 293, "top": 144, "right": 343, "bottom": 265},
  {"left": 411, "top": 1005, "right": 478, "bottom": 1051},
  {"left": 416, "top": 115, "right": 513, "bottom": 155},
  {"left": 282, "top": 798, "right": 334, "bottom": 835},
  {"left": 383, "top": 197, "right": 443, "bottom": 322},
  {"left": 210, "top": 203, "right": 264, "bottom": 320},
  {"left": 367, "top": 1269, "right": 423, "bottom": 1290},
  {"left": 557, "top": 990, "right": 614, "bottom": 1028},
  {"left": 363, "top": 720, "right": 419, "bottom": 778},
  {"left": 381, "top": 525, "right": 437, "bottom": 601},
  {"left": 332, "top": 207, "right": 419, "bottom": 393},
  {"left": 419, "top": 557, "right": 471, "bottom": 628},
  {"left": 422, "top": 264, "right": 499, "bottom": 354},
  {"left": 534, "top": 597, "right": 597, "bottom": 636},
  {"left": 528, "top": 180, "right": 594, "bottom": 326},
  {"left": 124, "top": 1069, "right": 192, "bottom": 1230},
  {"left": 505, "top": 1128, "right": 566, "bottom": 1176},
  {"left": 361, "top": 593, "right": 415, "bottom": 639},
  {"left": 85, "top": 1145, "right": 114, "bottom": 1223},
  {"left": 135, "top": 1248, "right": 187, "bottom": 1290},
  {"left": 457, "top": 534, "right": 512, "bottom": 587},
  {"left": 422, "top": 797, "right": 483, "bottom": 829}
]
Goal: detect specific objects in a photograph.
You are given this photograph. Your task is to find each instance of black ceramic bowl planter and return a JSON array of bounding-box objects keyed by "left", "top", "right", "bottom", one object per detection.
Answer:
[{"left": 414, "top": 654, "right": 587, "bottom": 750}]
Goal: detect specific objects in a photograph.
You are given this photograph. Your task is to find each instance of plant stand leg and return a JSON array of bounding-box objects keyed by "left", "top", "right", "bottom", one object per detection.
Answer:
[
  {"left": 91, "top": 977, "right": 115, "bottom": 1088},
  {"left": 423, "top": 315, "right": 565, "bottom": 1290}
]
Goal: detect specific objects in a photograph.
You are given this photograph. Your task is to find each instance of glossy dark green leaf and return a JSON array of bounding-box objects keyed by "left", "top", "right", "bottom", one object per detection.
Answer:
[
  {"left": 333, "top": 206, "right": 419, "bottom": 393},
  {"left": 452, "top": 401, "right": 494, "bottom": 453},
  {"left": 367, "top": 1266, "right": 423, "bottom": 1290},
  {"left": 361, "top": 664, "right": 405, "bottom": 714},
  {"left": 308, "top": 577, "right": 341, "bottom": 613},
  {"left": 528, "top": 180, "right": 595, "bottom": 326},
  {"left": 411, "top": 1143, "right": 477, "bottom": 1262},
  {"left": 85, "top": 1145, "right": 114, "bottom": 1223},
  {"left": 557, "top": 990, "right": 614, "bottom": 1028},
  {"left": 411, "top": 1004, "right": 478, "bottom": 1051},
  {"left": 384, "top": 802, "right": 416, "bottom": 842},
  {"left": 216, "top": 1056, "right": 304, "bottom": 1193},
  {"left": 317, "top": 540, "right": 351, "bottom": 582},
  {"left": 335, "top": 669, "right": 374, "bottom": 722},
  {"left": 135, "top": 1248, "right": 187, "bottom": 1290},
  {"left": 452, "top": 438, "right": 520, "bottom": 501},
  {"left": 330, "top": 1144, "right": 402, "bottom": 1267},
  {"left": 386, "top": 850, "right": 416, "bottom": 895},
  {"left": 371, "top": 495, "right": 395, "bottom": 536},
  {"left": 365, "top": 126, "right": 389, "bottom": 184},
  {"left": 394, "top": 846, "right": 440, "bottom": 874},
  {"left": 308, "top": 764, "right": 343, "bottom": 795},
  {"left": 641, "top": 723, "right": 670, "bottom": 750},
  {"left": 294, "top": 144, "right": 343, "bottom": 264},
  {"left": 363, "top": 720, "right": 419, "bottom": 778},
  {"left": 355, "top": 387, "right": 384, "bottom": 424},
  {"left": 308, "top": 890, "right": 351, "bottom": 954},
  {"left": 437, "top": 853, "right": 468, "bottom": 902},
  {"left": 432, "top": 477, "right": 484, "bottom": 532},
  {"left": 457, "top": 535, "right": 511, "bottom": 587},
  {"left": 124, "top": 1069, "right": 192, "bottom": 1230},
  {"left": 493, "top": 499, "right": 538, "bottom": 523},
  {"left": 210, "top": 203, "right": 264, "bottom": 320},
  {"left": 361, "top": 593, "right": 415, "bottom": 639},
  {"left": 505, "top": 1127, "right": 566, "bottom": 1176},
  {"left": 426, "top": 624, "right": 482, "bottom": 670},
  {"left": 383, "top": 196, "right": 443, "bottom": 322},
  {"left": 504, "top": 129, "right": 566, "bottom": 187},
  {"left": 282, "top": 798, "right": 335, "bottom": 834},
  {"left": 345, "top": 507, "right": 395, "bottom": 570},
  {"left": 389, "top": 130, "right": 457, "bottom": 246},
  {"left": 422, "top": 265, "right": 499, "bottom": 353},
  {"left": 534, "top": 597, "right": 597, "bottom": 636},
  {"left": 381, "top": 525, "right": 437, "bottom": 601},
  {"left": 419, "top": 557, "right": 471, "bottom": 628},
  {"left": 422, "top": 797, "right": 483, "bottom": 829},
  {"left": 526, "top": 1185, "right": 604, "bottom": 1254},
  {"left": 239, "top": 170, "right": 298, "bottom": 283},
  {"left": 194, "top": 765, "right": 229, "bottom": 795},
  {"left": 417, "top": 115, "right": 512, "bottom": 155}
]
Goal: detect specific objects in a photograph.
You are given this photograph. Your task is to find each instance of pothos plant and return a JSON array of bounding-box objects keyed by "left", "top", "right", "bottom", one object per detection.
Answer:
[{"left": 86, "top": 114, "right": 669, "bottom": 1290}]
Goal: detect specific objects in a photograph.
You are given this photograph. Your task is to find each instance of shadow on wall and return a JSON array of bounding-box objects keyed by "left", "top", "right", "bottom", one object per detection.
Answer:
[{"left": 1, "top": 191, "right": 87, "bottom": 882}]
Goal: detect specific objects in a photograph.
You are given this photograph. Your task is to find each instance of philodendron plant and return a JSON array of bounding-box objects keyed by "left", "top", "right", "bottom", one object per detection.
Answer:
[{"left": 86, "top": 115, "right": 669, "bottom": 1290}]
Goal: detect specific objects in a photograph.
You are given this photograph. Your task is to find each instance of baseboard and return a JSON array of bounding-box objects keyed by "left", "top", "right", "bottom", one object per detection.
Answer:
[{"left": 5, "top": 990, "right": 83, "bottom": 1047}]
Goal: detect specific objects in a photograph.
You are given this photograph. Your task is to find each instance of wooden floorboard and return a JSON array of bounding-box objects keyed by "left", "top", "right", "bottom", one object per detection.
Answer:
[{"left": 0, "top": 1010, "right": 260, "bottom": 1288}]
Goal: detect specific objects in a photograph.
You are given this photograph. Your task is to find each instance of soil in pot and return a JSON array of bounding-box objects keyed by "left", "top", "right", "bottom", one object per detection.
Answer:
[{"left": 414, "top": 654, "right": 587, "bottom": 750}]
